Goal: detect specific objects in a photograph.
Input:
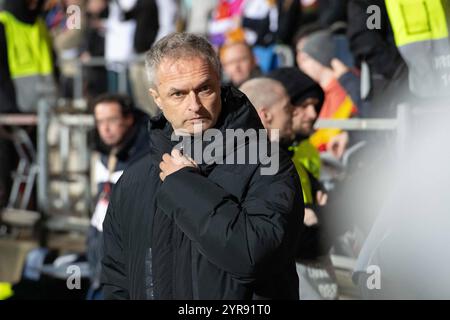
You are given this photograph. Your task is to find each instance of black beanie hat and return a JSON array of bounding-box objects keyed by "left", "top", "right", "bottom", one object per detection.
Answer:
[
  {"left": 302, "top": 30, "right": 335, "bottom": 68},
  {"left": 268, "top": 67, "right": 325, "bottom": 114}
]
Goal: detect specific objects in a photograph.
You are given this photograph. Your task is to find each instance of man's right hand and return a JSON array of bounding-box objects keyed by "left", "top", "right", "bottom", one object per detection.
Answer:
[
  {"left": 159, "top": 149, "right": 198, "bottom": 182},
  {"left": 304, "top": 208, "right": 318, "bottom": 226}
]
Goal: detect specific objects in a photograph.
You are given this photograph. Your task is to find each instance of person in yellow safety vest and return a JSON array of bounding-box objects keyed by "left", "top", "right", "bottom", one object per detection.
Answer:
[
  {"left": 0, "top": 0, "right": 56, "bottom": 113},
  {"left": 385, "top": 0, "right": 450, "bottom": 98},
  {"left": 0, "top": 283, "right": 13, "bottom": 300}
]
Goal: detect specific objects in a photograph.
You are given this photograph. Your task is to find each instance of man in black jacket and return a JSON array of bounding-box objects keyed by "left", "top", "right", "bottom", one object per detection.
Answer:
[
  {"left": 101, "top": 32, "right": 304, "bottom": 300},
  {"left": 87, "top": 94, "right": 151, "bottom": 299}
]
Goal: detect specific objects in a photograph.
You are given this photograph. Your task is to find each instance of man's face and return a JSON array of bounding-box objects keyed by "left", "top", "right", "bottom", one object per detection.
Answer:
[
  {"left": 94, "top": 102, "right": 133, "bottom": 147},
  {"left": 263, "top": 86, "right": 294, "bottom": 141},
  {"left": 292, "top": 98, "right": 319, "bottom": 136},
  {"left": 221, "top": 43, "right": 256, "bottom": 87},
  {"left": 150, "top": 56, "right": 222, "bottom": 135}
]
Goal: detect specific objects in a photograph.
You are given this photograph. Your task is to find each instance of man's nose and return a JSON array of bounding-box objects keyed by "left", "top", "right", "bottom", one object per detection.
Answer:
[
  {"left": 98, "top": 123, "right": 109, "bottom": 133},
  {"left": 187, "top": 91, "right": 201, "bottom": 112},
  {"left": 306, "top": 105, "right": 317, "bottom": 119}
]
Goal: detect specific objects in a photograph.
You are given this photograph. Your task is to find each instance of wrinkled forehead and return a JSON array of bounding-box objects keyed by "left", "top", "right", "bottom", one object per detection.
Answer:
[{"left": 155, "top": 56, "right": 219, "bottom": 87}]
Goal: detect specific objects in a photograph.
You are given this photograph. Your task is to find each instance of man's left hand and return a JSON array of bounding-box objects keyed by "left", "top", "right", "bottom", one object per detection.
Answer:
[
  {"left": 327, "top": 131, "right": 349, "bottom": 160},
  {"left": 159, "top": 149, "right": 198, "bottom": 181}
]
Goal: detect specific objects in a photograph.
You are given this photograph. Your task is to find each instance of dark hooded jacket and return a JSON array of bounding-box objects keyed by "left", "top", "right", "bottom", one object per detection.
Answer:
[
  {"left": 101, "top": 86, "right": 304, "bottom": 300},
  {"left": 87, "top": 109, "right": 151, "bottom": 294}
]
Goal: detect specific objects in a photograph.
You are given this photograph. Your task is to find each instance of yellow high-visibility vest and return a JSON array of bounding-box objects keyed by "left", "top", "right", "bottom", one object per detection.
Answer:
[
  {"left": 385, "top": 0, "right": 450, "bottom": 97},
  {"left": 0, "top": 283, "right": 13, "bottom": 300},
  {"left": 0, "top": 11, "right": 53, "bottom": 78},
  {"left": 290, "top": 140, "right": 322, "bottom": 205}
]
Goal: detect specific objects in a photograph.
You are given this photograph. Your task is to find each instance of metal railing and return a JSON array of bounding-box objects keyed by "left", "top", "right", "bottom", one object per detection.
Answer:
[
  {"left": 61, "top": 56, "right": 146, "bottom": 101},
  {"left": 314, "top": 118, "right": 397, "bottom": 131}
]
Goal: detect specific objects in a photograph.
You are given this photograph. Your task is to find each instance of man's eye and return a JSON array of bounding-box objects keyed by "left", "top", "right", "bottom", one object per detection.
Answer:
[
  {"left": 200, "top": 86, "right": 211, "bottom": 93},
  {"left": 172, "top": 92, "right": 184, "bottom": 97}
]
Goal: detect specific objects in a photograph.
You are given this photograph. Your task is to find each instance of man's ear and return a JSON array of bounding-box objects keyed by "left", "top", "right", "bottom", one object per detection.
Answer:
[
  {"left": 257, "top": 108, "right": 272, "bottom": 127},
  {"left": 262, "top": 108, "right": 273, "bottom": 123},
  {"left": 292, "top": 107, "right": 301, "bottom": 118},
  {"left": 149, "top": 88, "right": 162, "bottom": 110}
]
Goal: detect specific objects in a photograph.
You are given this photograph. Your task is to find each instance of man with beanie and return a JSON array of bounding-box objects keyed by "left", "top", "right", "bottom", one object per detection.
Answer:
[
  {"left": 296, "top": 29, "right": 361, "bottom": 160},
  {"left": 269, "top": 67, "right": 338, "bottom": 300},
  {"left": 301, "top": 30, "right": 336, "bottom": 68}
]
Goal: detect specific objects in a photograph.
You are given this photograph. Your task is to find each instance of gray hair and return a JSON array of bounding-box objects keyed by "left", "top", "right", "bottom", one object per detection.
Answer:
[
  {"left": 145, "top": 32, "right": 221, "bottom": 88},
  {"left": 239, "top": 78, "right": 286, "bottom": 110}
]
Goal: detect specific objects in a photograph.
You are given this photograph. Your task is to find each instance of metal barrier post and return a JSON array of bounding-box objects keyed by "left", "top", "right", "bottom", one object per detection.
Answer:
[
  {"left": 37, "top": 99, "right": 50, "bottom": 213},
  {"left": 118, "top": 63, "right": 128, "bottom": 94},
  {"left": 395, "top": 103, "right": 411, "bottom": 162},
  {"left": 73, "top": 60, "right": 83, "bottom": 101}
]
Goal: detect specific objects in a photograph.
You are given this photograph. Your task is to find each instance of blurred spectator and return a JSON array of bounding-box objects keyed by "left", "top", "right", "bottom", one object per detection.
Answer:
[
  {"left": 316, "top": 0, "right": 347, "bottom": 28},
  {"left": 293, "top": 22, "right": 355, "bottom": 76},
  {"left": 87, "top": 93, "right": 151, "bottom": 299},
  {"left": 241, "top": 0, "right": 280, "bottom": 46},
  {"left": 297, "top": 0, "right": 347, "bottom": 30},
  {"left": 384, "top": 0, "right": 449, "bottom": 100},
  {"left": 155, "top": 0, "right": 178, "bottom": 40},
  {"left": 122, "top": 0, "right": 159, "bottom": 53},
  {"left": 0, "top": 0, "right": 55, "bottom": 209},
  {"left": 299, "top": 0, "right": 319, "bottom": 25},
  {"left": 219, "top": 41, "right": 261, "bottom": 87},
  {"left": 50, "top": 0, "right": 85, "bottom": 99},
  {"left": 242, "top": 0, "right": 302, "bottom": 46},
  {"left": 239, "top": 77, "right": 294, "bottom": 142},
  {"left": 208, "top": 0, "right": 245, "bottom": 48},
  {"left": 296, "top": 29, "right": 360, "bottom": 159},
  {"left": 269, "top": 67, "right": 338, "bottom": 300},
  {"left": 0, "top": 0, "right": 56, "bottom": 113},
  {"left": 346, "top": 0, "right": 409, "bottom": 117},
  {"left": 208, "top": 0, "right": 301, "bottom": 48},
  {"left": 80, "top": 0, "right": 108, "bottom": 98},
  {"left": 183, "top": 0, "right": 218, "bottom": 35},
  {"left": 240, "top": 0, "right": 302, "bottom": 73},
  {"left": 123, "top": 0, "right": 159, "bottom": 116},
  {"left": 268, "top": 67, "right": 325, "bottom": 213},
  {"left": 276, "top": 0, "right": 303, "bottom": 45},
  {"left": 105, "top": 0, "right": 137, "bottom": 93}
]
